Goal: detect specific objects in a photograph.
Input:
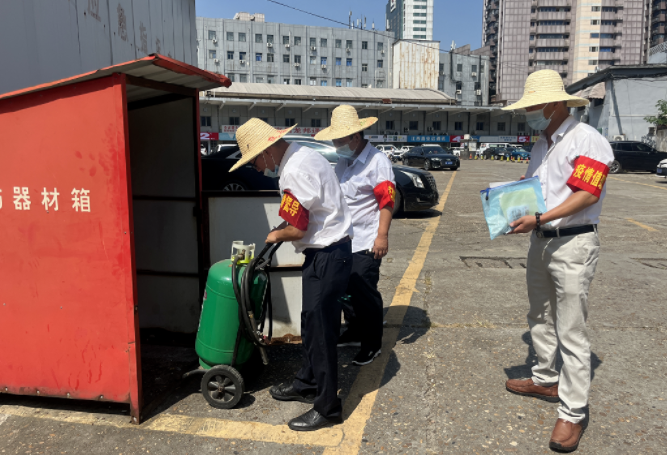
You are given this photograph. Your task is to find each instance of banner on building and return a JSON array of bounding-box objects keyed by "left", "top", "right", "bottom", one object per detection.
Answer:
[
  {"left": 200, "top": 132, "right": 219, "bottom": 141},
  {"left": 386, "top": 135, "right": 408, "bottom": 142},
  {"left": 450, "top": 135, "right": 464, "bottom": 143},
  {"left": 517, "top": 136, "right": 531, "bottom": 143},
  {"left": 531, "top": 136, "right": 541, "bottom": 143},
  {"left": 365, "top": 135, "right": 385, "bottom": 142},
  {"left": 408, "top": 135, "right": 450, "bottom": 143}
]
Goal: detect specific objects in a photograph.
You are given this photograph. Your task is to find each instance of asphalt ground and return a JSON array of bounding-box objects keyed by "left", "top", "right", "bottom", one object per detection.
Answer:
[{"left": 1, "top": 160, "right": 666, "bottom": 454}]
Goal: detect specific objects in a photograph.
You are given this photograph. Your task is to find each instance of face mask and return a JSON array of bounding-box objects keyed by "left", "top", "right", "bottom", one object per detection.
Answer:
[
  {"left": 262, "top": 153, "right": 280, "bottom": 178},
  {"left": 525, "top": 105, "right": 555, "bottom": 131},
  {"left": 336, "top": 143, "right": 356, "bottom": 158}
]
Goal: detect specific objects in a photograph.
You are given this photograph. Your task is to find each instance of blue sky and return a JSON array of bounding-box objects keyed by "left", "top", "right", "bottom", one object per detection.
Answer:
[{"left": 196, "top": 0, "right": 483, "bottom": 50}]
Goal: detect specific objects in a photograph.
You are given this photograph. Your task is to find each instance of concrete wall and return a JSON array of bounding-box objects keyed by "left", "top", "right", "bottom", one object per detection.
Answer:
[
  {"left": 0, "top": 0, "right": 197, "bottom": 94},
  {"left": 392, "top": 40, "right": 439, "bottom": 89},
  {"left": 605, "top": 78, "right": 667, "bottom": 141},
  {"left": 438, "top": 52, "right": 490, "bottom": 105}
]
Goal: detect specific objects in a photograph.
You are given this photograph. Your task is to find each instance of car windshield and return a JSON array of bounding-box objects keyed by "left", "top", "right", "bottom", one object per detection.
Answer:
[
  {"left": 292, "top": 141, "right": 339, "bottom": 163},
  {"left": 424, "top": 147, "right": 446, "bottom": 154}
]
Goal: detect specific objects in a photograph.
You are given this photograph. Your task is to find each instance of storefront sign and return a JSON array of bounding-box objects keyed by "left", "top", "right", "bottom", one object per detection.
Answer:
[
  {"left": 218, "top": 133, "right": 237, "bottom": 141},
  {"left": 517, "top": 136, "right": 530, "bottom": 143},
  {"left": 220, "top": 125, "right": 240, "bottom": 133},
  {"left": 450, "top": 135, "right": 464, "bottom": 143},
  {"left": 365, "top": 135, "right": 385, "bottom": 142},
  {"left": 386, "top": 135, "right": 408, "bottom": 142},
  {"left": 407, "top": 135, "right": 450, "bottom": 143},
  {"left": 531, "top": 136, "right": 541, "bottom": 143},
  {"left": 200, "top": 132, "right": 219, "bottom": 140}
]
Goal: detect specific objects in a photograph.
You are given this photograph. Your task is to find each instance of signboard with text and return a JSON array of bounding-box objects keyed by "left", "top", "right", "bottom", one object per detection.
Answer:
[
  {"left": 365, "top": 135, "right": 385, "bottom": 142},
  {"left": 408, "top": 135, "right": 450, "bottom": 143}
]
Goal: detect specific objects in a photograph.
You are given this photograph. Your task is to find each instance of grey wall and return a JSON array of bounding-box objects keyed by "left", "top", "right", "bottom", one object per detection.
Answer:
[
  {"left": 0, "top": 0, "right": 198, "bottom": 95},
  {"left": 438, "top": 52, "right": 490, "bottom": 105}
]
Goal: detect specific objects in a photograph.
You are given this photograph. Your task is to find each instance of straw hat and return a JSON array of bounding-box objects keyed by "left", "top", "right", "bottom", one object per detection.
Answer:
[
  {"left": 229, "top": 118, "right": 297, "bottom": 172},
  {"left": 502, "top": 70, "right": 589, "bottom": 111},
  {"left": 314, "top": 105, "right": 378, "bottom": 141}
]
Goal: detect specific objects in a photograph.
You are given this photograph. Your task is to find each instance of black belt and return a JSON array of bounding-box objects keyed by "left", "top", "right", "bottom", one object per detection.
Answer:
[
  {"left": 303, "top": 236, "right": 351, "bottom": 255},
  {"left": 536, "top": 225, "right": 596, "bottom": 238},
  {"left": 356, "top": 249, "right": 376, "bottom": 257}
]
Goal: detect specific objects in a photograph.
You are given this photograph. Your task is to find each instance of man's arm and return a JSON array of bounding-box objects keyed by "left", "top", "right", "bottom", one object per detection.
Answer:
[
  {"left": 372, "top": 207, "right": 393, "bottom": 259},
  {"left": 509, "top": 191, "right": 600, "bottom": 234},
  {"left": 266, "top": 224, "right": 305, "bottom": 243}
]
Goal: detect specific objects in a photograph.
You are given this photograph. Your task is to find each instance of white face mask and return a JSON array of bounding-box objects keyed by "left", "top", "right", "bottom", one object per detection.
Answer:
[
  {"left": 336, "top": 137, "right": 357, "bottom": 158},
  {"left": 525, "top": 105, "right": 555, "bottom": 131},
  {"left": 262, "top": 153, "right": 280, "bottom": 178}
]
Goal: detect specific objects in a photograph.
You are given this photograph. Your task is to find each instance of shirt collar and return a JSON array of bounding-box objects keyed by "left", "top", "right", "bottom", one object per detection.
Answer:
[
  {"left": 345, "top": 141, "right": 373, "bottom": 166},
  {"left": 541, "top": 115, "right": 577, "bottom": 144},
  {"left": 277, "top": 141, "right": 300, "bottom": 178}
]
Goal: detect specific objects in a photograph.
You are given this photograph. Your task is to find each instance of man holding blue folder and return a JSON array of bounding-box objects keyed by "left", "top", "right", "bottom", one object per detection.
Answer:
[{"left": 502, "top": 70, "right": 614, "bottom": 453}]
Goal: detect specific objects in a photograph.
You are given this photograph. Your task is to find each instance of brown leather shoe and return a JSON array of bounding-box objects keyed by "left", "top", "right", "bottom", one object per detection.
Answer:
[
  {"left": 549, "top": 418, "right": 584, "bottom": 452},
  {"left": 505, "top": 378, "right": 559, "bottom": 402}
]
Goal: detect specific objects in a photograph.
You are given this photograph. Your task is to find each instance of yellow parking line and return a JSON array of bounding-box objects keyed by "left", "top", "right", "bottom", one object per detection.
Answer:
[
  {"left": 608, "top": 176, "right": 667, "bottom": 191},
  {"left": 323, "top": 172, "right": 457, "bottom": 455},
  {"left": 626, "top": 219, "right": 658, "bottom": 232}
]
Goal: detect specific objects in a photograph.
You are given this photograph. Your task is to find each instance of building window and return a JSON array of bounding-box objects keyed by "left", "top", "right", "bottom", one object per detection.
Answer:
[
  {"left": 267, "top": 53, "right": 274, "bottom": 62},
  {"left": 456, "top": 81, "right": 462, "bottom": 91},
  {"left": 347, "top": 58, "right": 353, "bottom": 66},
  {"left": 361, "top": 84, "right": 368, "bottom": 88},
  {"left": 590, "top": 33, "right": 599, "bottom": 39},
  {"left": 362, "top": 41, "right": 368, "bottom": 50},
  {"left": 386, "top": 120, "right": 395, "bottom": 130},
  {"left": 362, "top": 63, "right": 368, "bottom": 72},
  {"left": 255, "top": 33, "right": 263, "bottom": 43},
  {"left": 256, "top": 53, "right": 262, "bottom": 62},
  {"left": 283, "top": 54, "right": 290, "bottom": 63},
  {"left": 311, "top": 119, "right": 322, "bottom": 127},
  {"left": 256, "top": 76, "right": 264, "bottom": 83},
  {"left": 336, "top": 39, "right": 342, "bottom": 48},
  {"left": 310, "top": 37, "right": 316, "bottom": 47},
  {"left": 433, "top": 121, "right": 442, "bottom": 130},
  {"left": 227, "top": 32, "right": 234, "bottom": 41},
  {"left": 454, "top": 122, "right": 463, "bottom": 131},
  {"left": 259, "top": 118, "right": 268, "bottom": 123},
  {"left": 377, "top": 80, "right": 384, "bottom": 88},
  {"left": 590, "top": 46, "right": 599, "bottom": 52},
  {"left": 201, "top": 116, "right": 212, "bottom": 127},
  {"left": 346, "top": 79, "right": 353, "bottom": 87},
  {"left": 227, "top": 74, "right": 235, "bottom": 82},
  {"left": 283, "top": 78, "right": 290, "bottom": 84},
  {"left": 497, "top": 122, "right": 506, "bottom": 132},
  {"left": 321, "top": 57, "right": 327, "bottom": 65},
  {"left": 267, "top": 35, "right": 274, "bottom": 43},
  {"left": 310, "top": 78, "right": 317, "bottom": 86},
  {"left": 321, "top": 80, "right": 327, "bottom": 86},
  {"left": 208, "top": 30, "right": 216, "bottom": 40},
  {"left": 321, "top": 38, "right": 328, "bottom": 47},
  {"left": 377, "top": 60, "right": 383, "bottom": 68},
  {"left": 283, "top": 35, "right": 290, "bottom": 45},
  {"left": 285, "top": 118, "right": 296, "bottom": 127},
  {"left": 294, "top": 55, "right": 301, "bottom": 64},
  {"left": 517, "top": 122, "right": 526, "bottom": 132},
  {"left": 267, "top": 76, "right": 274, "bottom": 84},
  {"left": 209, "top": 50, "right": 217, "bottom": 59},
  {"left": 592, "top": 6, "right": 601, "bottom": 11},
  {"left": 474, "top": 82, "right": 481, "bottom": 90},
  {"left": 336, "top": 78, "right": 342, "bottom": 87},
  {"left": 346, "top": 40, "right": 353, "bottom": 49},
  {"left": 409, "top": 121, "right": 418, "bottom": 130},
  {"left": 294, "top": 36, "right": 301, "bottom": 46},
  {"left": 239, "top": 74, "right": 247, "bottom": 82},
  {"left": 336, "top": 57, "right": 342, "bottom": 66},
  {"left": 457, "top": 63, "right": 463, "bottom": 72},
  {"left": 227, "top": 51, "right": 234, "bottom": 60},
  {"left": 238, "top": 33, "right": 246, "bottom": 42},
  {"left": 476, "top": 122, "right": 484, "bottom": 130},
  {"left": 472, "top": 65, "right": 477, "bottom": 73},
  {"left": 589, "top": 60, "right": 598, "bottom": 65},
  {"left": 378, "top": 42, "right": 384, "bottom": 51},
  {"left": 310, "top": 56, "right": 317, "bottom": 64},
  {"left": 294, "top": 79, "right": 302, "bottom": 85},
  {"left": 239, "top": 52, "right": 246, "bottom": 61}
]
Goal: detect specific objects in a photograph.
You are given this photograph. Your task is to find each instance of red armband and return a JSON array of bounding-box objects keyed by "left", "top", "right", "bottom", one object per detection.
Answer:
[
  {"left": 279, "top": 191, "right": 309, "bottom": 231},
  {"left": 566, "top": 156, "right": 609, "bottom": 198},
  {"left": 373, "top": 181, "right": 397, "bottom": 210}
]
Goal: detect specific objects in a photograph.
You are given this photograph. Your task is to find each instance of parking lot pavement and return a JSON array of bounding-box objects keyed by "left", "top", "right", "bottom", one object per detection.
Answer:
[{"left": 1, "top": 161, "right": 665, "bottom": 454}]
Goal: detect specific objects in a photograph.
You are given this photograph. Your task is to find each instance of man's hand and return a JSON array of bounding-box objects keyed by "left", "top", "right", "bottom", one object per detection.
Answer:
[
  {"left": 519, "top": 175, "right": 526, "bottom": 180},
  {"left": 266, "top": 230, "right": 280, "bottom": 244},
  {"left": 372, "top": 234, "right": 389, "bottom": 259},
  {"left": 509, "top": 215, "right": 537, "bottom": 234}
]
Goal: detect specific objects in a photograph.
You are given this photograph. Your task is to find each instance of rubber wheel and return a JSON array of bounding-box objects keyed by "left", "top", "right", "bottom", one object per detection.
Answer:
[
  {"left": 609, "top": 160, "right": 622, "bottom": 174},
  {"left": 392, "top": 189, "right": 403, "bottom": 217},
  {"left": 424, "top": 160, "right": 430, "bottom": 171},
  {"left": 201, "top": 366, "right": 244, "bottom": 409},
  {"left": 222, "top": 181, "right": 248, "bottom": 191}
]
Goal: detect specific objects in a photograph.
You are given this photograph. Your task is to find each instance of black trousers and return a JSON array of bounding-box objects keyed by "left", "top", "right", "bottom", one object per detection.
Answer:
[
  {"left": 342, "top": 252, "right": 384, "bottom": 351},
  {"left": 292, "top": 241, "right": 352, "bottom": 418}
]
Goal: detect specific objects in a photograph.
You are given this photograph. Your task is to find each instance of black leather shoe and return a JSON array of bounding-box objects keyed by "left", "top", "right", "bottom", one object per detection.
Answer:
[
  {"left": 269, "top": 384, "right": 315, "bottom": 404},
  {"left": 288, "top": 408, "right": 343, "bottom": 432}
]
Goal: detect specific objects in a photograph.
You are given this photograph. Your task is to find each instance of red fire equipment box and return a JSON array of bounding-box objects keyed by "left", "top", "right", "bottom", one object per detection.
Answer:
[{"left": 0, "top": 55, "right": 231, "bottom": 423}]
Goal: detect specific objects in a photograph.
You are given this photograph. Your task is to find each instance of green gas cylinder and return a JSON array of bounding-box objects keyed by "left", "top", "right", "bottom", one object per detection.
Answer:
[{"left": 195, "top": 259, "right": 267, "bottom": 370}]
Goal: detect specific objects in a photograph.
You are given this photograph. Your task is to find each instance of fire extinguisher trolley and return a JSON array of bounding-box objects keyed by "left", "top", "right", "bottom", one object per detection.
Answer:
[{"left": 0, "top": 55, "right": 231, "bottom": 423}]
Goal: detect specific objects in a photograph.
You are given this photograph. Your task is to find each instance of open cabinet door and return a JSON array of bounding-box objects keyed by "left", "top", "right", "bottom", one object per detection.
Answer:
[{"left": 0, "top": 75, "right": 142, "bottom": 422}]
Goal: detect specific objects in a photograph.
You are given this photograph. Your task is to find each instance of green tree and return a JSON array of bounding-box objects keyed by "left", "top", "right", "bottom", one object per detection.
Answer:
[{"left": 644, "top": 99, "right": 667, "bottom": 127}]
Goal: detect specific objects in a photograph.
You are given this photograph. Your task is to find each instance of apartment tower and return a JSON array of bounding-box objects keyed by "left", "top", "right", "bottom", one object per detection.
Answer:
[
  {"left": 386, "top": 0, "right": 434, "bottom": 40},
  {"left": 483, "top": 0, "right": 650, "bottom": 105}
]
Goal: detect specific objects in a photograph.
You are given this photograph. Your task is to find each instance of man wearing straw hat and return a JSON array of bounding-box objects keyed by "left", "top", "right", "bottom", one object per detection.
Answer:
[
  {"left": 315, "top": 106, "right": 396, "bottom": 366},
  {"left": 230, "top": 119, "right": 353, "bottom": 431},
  {"left": 502, "top": 70, "right": 614, "bottom": 452}
]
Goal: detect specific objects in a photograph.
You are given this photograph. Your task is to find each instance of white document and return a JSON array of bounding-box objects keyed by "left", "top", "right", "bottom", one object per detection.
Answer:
[{"left": 489, "top": 181, "right": 513, "bottom": 189}]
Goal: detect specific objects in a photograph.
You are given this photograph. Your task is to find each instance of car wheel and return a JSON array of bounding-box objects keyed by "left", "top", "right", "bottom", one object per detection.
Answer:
[
  {"left": 222, "top": 181, "right": 248, "bottom": 191},
  {"left": 404, "top": 159, "right": 410, "bottom": 166},
  {"left": 392, "top": 189, "right": 403, "bottom": 217},
  {"left": 424, "top": 160, "right": 430, "bottom": 171},
  {"left": 609, "top": 160, "right": 622, "bottom": 174}
]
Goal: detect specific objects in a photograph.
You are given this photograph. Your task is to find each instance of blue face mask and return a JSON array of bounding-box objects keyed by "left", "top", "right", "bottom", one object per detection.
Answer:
[
  {"left": 336, "top": 137, "right": 358, "bottom": 158},
  {"left": 525, "top": 105, "right": 554, "bottom": 131},
  {"left": 262, "top": 153, "right": 280, "bottom": 178}
]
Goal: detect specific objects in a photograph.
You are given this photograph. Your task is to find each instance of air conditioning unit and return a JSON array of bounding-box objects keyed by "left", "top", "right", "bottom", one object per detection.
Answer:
[
  {"left": 476, "top": 90, "right": 482, "bottom": 95},
  {"left": 214, "top": 59, "right": 220, "bottom": 63},
  {"left": 240, "top": 60, "right": 246, "bottom": 64},
  {"left": 267, "top": 42, "right": 273, "bottom": 47},
  {"left": 294, "top": 63, "right": 301, "bottom": 67},
  {"left": 285, "top": 43, "right": 290, "bottom": 48},
  {"left": 311, "top": 46, "right": 317, "bottom": 50},
  {"left": 381, "top": 50, "right": 385, "bottom": 54},
  {"left": 471, "top": 71, "right": 477, "bottom": 77},
  {"left": 212, "top": 39, "right": 217, "bottom": 44},
  {"left": 321, "top": 64, "right": 327, "bottom": 69},
  {"left": 456, "top": 89, "right": 462, "bottom": 94},
  {"left": 346, "top": 47, "right": 351, "bottom": 52},
  {"left": 613, "top": 134, "right": 626, "bottom": 141}
]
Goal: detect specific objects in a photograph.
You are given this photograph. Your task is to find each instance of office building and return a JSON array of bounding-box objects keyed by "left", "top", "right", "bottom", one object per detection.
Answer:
[
  {"left": 483, "top": 0, "right": 651, "bottom": 105},
  {"left": 649, "top": 0, "right": 667, "bottom": 47},
  {"left": 386, "top": 0, "right": 434, "bottom": 40}
]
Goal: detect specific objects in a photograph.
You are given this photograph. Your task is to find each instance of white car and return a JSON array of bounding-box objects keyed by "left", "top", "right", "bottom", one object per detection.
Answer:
[{"left": 658, "top": 158, "right": 667, "bottom": 177}]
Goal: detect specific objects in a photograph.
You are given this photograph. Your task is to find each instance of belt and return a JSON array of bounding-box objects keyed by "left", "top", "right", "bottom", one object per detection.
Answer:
[
  {"left": 356, "top": 249, "right": 377, "bottom": 257},
  {"left": 536, "top": 224, "right": 596, "bottom": 238},
  {"left": 303, "top": 236, "right": 351, "bottom": 255}
]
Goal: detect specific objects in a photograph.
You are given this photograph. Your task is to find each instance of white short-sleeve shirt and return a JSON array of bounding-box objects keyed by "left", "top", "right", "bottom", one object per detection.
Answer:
[
  {"left": 526, "top": 116, "right": 614, "bottom": 229},
  {"left": 335, "top": 142, "right": 396, "bottom": 253},
  {"left": 278, "top": 142, "right": 353, "bottom": 253}
]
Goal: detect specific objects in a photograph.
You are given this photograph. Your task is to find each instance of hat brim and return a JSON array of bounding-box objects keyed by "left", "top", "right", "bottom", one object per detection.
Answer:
[
  {"left": 229, "top": 124, "right": 298, "bottom": 172},
  {"left": 314, "top": 117, "right": 378, "bottom": 141},
  {"left": 503, "top": 93, "right": 589, "bottom": 111}
]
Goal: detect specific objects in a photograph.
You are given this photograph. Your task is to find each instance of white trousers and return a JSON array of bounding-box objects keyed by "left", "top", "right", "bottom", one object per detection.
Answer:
[{"left": 526, "top": 230, "right": 600, "bottom": 424}]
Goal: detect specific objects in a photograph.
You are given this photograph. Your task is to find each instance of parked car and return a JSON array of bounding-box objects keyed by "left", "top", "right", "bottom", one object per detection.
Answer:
[
  {"left": 201, "top": 146, "right": 279, "bottom": 191},
  {"left": 479, "top": 142, "right": 511, "bottom": 154},
  {"left": 400, "top": 145, "right": 415, "bottom": 154},
  {"left": 403, "top": 146, "right": 460, "bottom": 171},
  {"left": 376, "top": 144, "right": 402, "bottom": 162},
  {"left": 508, "top": 148, "right": 531, "bottom": 160},
  {"left": 608, "top": 141, "right": 667, "bottom": 173},
  {"left": 657, "top": 158, "right": 667, "bottom": 177}
]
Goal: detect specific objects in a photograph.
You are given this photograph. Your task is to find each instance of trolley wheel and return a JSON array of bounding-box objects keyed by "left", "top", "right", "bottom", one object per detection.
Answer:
[{"left": 201, "top": 365, "right": 245, "bottom": 409}]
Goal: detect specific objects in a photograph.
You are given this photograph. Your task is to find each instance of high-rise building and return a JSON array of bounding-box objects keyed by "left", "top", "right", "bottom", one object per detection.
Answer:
[
  {"left": 386, "top": 0, "right": 434, "bottom": 40},
  {"left": 648, "top": 0, "right": 667, "bottom": 47},
  {"left": 483, "top": 0, "right": 651, "bottom": 105}
]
